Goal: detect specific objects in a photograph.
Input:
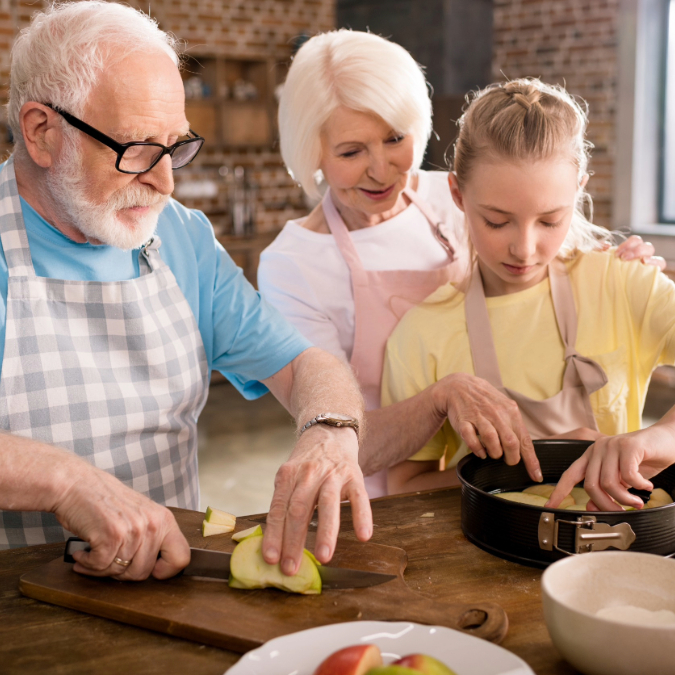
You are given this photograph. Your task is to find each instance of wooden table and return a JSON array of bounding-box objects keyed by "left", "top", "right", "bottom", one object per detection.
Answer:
[{"left": 0, "top": 489, "right": 578, "bottom": 674}]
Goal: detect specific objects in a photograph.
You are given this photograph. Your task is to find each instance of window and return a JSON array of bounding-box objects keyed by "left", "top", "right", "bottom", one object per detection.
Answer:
[{"left": 661, "top": 0, "right": 675, "bottom": 221}]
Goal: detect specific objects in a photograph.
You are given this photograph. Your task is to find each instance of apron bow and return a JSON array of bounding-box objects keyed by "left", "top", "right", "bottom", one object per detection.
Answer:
[{"left": 564, "top": 348, "right": 609, "bottom": 394}]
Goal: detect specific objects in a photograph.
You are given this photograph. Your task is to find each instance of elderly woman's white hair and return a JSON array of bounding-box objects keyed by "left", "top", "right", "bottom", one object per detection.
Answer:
[
  {"left": 8, "top": 1, "right": 181, "bottom": 150},
  {"left": 279, "top": 30, "right": 433, "bottom": 199}
]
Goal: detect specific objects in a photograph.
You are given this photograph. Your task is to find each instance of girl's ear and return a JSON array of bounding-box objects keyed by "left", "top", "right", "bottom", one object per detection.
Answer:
[
  {"left": 448, "top": 172, "right": 465, "bottom": 212},
  {"left": 579, "top": 173, "right": 590, "bottom": 190}
]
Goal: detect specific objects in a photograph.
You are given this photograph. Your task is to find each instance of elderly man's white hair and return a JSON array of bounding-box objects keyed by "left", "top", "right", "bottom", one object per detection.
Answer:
[
  {"left": 279, "top": 30, "right": 433, "bottom": 199},
  {"left": 8, "top": 1, "right": 181, "bottom": 150}
]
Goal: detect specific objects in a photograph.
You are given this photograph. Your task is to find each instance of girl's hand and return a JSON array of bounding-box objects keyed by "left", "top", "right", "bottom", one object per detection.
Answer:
[
  {"left": 546, "top": 424, "right": 675, "bottom": 510},
  {"left": 614, "top": 235, "right": 666, "bottom": 270}
]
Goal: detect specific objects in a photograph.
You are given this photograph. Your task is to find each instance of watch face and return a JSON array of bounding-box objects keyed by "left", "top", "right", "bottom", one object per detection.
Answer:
[{"left": 325, "top": 413, "right": 353, "bottom": 421}]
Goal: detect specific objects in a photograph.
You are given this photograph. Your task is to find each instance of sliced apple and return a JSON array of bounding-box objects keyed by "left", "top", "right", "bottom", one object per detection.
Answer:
[
  {"left": 496, "top": 492, "right": 548, "bottom": 506},
  {"left": 393, "top": 653, "right": 458, "bottom": 675},
  {"left": 646, "top": 488, "right": 673, "bottom": 508},
  {"left": 201, "top": 520, "right": 235, "bottom": 537},
  {"left": 205, "top": 506, "right": 236, "bottom": 527},
  {"left": 228, "top": 528, "right": 321, "bottom": 594},
  {"left": 313, "top": 644, "right": 382, "bottom": 675},
  {"left": 570, "top": 487, "right": 590, "bottom": 505},
  {"left": 232, "top": 525, "right": 262, "bottom": 542},
  {"left": 523, "top": 484, "right": 555, "bottom": 499}
]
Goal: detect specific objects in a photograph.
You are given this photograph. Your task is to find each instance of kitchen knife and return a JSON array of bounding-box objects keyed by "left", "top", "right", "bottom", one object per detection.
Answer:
[{"left": 63, "top": 537, "right": 396, "bottom": 590}]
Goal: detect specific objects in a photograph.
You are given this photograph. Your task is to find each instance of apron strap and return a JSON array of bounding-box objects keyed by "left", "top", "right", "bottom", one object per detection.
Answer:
[
  {"left": 322, "top": 190, "right": 367, "bottom": 281},
  {"left": 403, "top": 187, "right": 456, "bottom": 260},
  {"left": 464, "top": 265, "right": 505, "bottom": 388},
  {"left": 0, "top": 157, "right": 36, "bottom": 279},
  {"left": 549, "top": 260, "right": 608, "bottom": 394}
]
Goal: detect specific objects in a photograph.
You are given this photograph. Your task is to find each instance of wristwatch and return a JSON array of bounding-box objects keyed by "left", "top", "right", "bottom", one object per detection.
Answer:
[{"left": 299, "top": 413, "right": 360, "bottom": 439}]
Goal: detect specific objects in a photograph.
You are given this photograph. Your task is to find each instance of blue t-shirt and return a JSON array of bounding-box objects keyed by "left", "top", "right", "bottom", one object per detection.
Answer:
[{"left": 0, "top": 173, "right": 310, "bottom": 399}]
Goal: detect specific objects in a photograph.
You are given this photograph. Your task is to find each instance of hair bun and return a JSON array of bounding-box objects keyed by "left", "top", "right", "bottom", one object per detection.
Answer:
[{"left": 510, "top": 91, "right": 538, "bottom": 112}]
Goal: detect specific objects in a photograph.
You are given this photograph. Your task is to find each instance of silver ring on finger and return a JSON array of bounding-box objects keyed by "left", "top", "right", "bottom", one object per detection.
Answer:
[{"left": 113, "top": 556, "right": 132, "bottom": 568}]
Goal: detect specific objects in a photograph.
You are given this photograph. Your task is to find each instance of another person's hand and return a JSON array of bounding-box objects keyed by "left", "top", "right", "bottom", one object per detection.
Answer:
[
  {"left": 614, "top": 235, "right": 666, "bottom": 270},
  {"left": 547, "top": 424, "right": 675, "bottom": 510},
  {"left": 432, "top": 373, "right": 542, "bottom": 482},
  {"left": 55, "top": 460, "right": 190, "bottom": 580},
  {"left": 262, "top": 425, "right": 372, "bottom": 576}
]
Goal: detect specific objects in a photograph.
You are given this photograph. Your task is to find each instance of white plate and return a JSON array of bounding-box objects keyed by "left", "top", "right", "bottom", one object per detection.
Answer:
[{"left": 225, "top": 621, "right": 535, "bottom": 675}]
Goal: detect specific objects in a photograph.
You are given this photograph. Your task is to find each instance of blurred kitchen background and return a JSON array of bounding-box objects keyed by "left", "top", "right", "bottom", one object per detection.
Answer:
[{"left": 0, "top": 0, "right": 674, "bottom": 515}]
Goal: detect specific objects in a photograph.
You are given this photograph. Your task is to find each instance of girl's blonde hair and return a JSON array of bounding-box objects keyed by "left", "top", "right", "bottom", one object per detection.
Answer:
[
  {"left": 452, "top": 78, "right": 613, "bottom": 257},
  {"left": 279, "top": 30, "right": 432, "bottom": 199}
]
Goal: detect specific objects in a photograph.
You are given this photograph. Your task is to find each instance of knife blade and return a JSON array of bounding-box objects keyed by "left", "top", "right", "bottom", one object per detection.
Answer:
[{"left": 63, "top": 538, "right": 396, "bottom": 590}]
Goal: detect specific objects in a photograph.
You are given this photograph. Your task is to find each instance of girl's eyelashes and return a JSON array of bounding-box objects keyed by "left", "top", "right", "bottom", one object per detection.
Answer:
[
  {"left": 339, "top": 148, "right": 360, "bottom": 158},
  {"left": 387, "top": 134, "right": 405, "bottom": 144},
  {"left": 483, "top": 218, "right": 508, "bottom": 229},
  {"left": 482, "top": 217, "right": 564, "bottom": 229}
]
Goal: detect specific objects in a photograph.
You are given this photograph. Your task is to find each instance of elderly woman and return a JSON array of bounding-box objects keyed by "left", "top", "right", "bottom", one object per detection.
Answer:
[{"left": 258, "top": 30, "right": 661, "bottom": 497}]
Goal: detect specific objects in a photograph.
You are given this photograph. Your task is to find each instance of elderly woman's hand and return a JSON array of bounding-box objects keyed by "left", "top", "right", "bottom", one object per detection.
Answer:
[
  {"left": 614, "top": 235, "right": 666, "bottom": 270},
  {"left": 432, "top": 373, "right": 542, "bottom": 481},
  {"left": 546, "top": 422, "right": 675, "bottom": 511}
]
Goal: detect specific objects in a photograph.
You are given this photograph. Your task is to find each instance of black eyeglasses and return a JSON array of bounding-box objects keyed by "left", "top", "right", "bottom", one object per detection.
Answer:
[{"left": 45, "top": 104, "right": 204, "bottom": 174}]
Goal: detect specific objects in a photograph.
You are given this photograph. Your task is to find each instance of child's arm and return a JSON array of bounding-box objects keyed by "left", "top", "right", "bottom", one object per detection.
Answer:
[
  {"left": 548, "top": 404, "right": 675, "bottom": 510},
  {"left": 387, "top": 458, "right": 460, "bottom": 495}
]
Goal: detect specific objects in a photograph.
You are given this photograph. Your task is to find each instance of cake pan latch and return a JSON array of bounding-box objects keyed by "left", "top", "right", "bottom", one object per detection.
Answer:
[{"left": 538, "top": 513, "right": 636, "bottom": 555}]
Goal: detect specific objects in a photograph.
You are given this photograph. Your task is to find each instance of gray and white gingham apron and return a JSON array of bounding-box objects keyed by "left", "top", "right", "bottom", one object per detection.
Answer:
[{"left": 0, "top": 158, "right": 209, "bottom": 548}]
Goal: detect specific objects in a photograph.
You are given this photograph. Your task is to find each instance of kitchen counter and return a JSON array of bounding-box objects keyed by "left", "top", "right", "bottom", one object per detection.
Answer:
[{"left": 0, "top": 488, "right": 577, "bottom": 674}]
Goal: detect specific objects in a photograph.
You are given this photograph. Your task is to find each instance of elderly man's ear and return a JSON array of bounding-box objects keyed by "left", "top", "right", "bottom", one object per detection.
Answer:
[{"left": 19, "top": 102, "right": 64, "bottom": 169}]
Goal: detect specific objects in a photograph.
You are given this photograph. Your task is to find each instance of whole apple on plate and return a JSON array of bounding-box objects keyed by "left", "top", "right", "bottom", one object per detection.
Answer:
[
  {"left": 313, "top": 644, "right": 457, "bottom": 675},
  {"left": 313, "top": 645, "right": 383, "bottom": 675}
]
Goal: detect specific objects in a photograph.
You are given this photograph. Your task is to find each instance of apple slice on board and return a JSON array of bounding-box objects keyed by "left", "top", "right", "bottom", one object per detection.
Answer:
[{"left": 228, "top": 527, "right": 321, "bottom": 594}]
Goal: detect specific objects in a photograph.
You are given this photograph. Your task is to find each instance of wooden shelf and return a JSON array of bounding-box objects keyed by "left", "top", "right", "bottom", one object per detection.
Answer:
[{"left": 182, "top": 55, "right": 282, "bottom": 149}]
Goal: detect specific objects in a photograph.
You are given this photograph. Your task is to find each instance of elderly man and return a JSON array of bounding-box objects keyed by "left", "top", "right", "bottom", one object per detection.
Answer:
[{"left": 0, "top": 1, "right": 371, "bottom": 581}]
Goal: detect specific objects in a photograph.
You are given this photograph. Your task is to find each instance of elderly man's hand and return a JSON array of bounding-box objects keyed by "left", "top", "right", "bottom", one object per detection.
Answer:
[
  {"left": 547, "top": 423, "right": 675, "bottom": 511},
  {"left": 56, "top": 462, "right": 190, "bottom": 581},
  {"left": 262, "top": 425, "right": 371, "bottom": 576},
  {"left": 432, "top": 373, "right": 542, "bottom": 482}
]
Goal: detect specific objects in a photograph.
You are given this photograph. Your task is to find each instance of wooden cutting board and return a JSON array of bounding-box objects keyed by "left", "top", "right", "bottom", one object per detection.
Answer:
[{"left": 19, "top": 509, "right": 508, "bottom": 652}]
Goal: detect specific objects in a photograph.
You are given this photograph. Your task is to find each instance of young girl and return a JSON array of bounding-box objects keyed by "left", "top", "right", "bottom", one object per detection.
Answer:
[{"left": 382, "top": 78, "right": 675, "bottom": 505}]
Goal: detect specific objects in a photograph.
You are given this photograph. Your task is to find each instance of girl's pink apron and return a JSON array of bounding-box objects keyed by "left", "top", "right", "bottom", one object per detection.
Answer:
[
  {"left": 323, "top": 187, "right": 464, "bottom": 497},
  {"left": 464, "top": 261, "right": 608, "bottom": 437}
]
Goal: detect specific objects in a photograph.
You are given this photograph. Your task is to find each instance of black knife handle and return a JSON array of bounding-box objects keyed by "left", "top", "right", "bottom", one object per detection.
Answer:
[
  {"left": 64, "top": 536, "right": 90, "bottom": 563},
  {"left": 63, "top": 536, "right": 169, "bottom": 570}
]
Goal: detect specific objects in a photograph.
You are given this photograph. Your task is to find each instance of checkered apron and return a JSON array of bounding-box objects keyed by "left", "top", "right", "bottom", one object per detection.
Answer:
[{"left": 0, "top": 158, "right": 209, "bottom": 548}]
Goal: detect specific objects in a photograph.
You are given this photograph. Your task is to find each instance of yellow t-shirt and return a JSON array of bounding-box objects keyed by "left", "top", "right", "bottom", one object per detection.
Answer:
[{"left": 381, "top": 251, "right": 675, "bottom": 467}]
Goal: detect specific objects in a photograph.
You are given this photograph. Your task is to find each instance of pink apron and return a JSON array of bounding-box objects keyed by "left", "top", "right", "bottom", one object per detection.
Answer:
[
  {"left": 323, "top": 187, "right": 464, "bottom": 497},
  {"left": 464, "top": 261, "right": 608, "bottom": 437}
]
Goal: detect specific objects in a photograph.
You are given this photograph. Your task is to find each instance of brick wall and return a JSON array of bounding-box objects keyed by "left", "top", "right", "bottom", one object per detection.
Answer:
[
  {"left": 0, "top": 2, "right": 621, "bottom": 232},
  {"left": 492, "top": 0, "right": 619, "bottom": 230},
  {"left": 0, "top": 0, "right": 336, "bottom": 235}
]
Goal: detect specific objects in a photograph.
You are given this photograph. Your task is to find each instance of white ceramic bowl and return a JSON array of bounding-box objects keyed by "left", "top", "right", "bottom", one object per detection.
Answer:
[{"left": 541, "top": 552, "right": 675, "bottom": 675}]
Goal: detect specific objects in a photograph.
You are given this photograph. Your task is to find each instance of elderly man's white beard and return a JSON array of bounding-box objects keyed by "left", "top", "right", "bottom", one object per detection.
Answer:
[{"left": 44, "top": 141, "right": 169, "bottom": 251}]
